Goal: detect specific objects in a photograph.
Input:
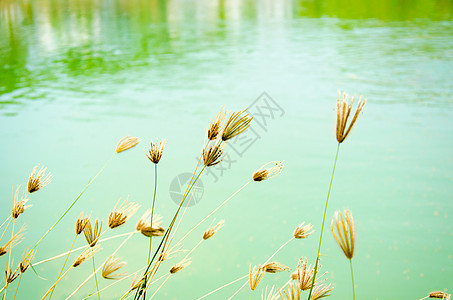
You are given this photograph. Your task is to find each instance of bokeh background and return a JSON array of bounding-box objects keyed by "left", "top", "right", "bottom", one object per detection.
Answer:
[{"left": 1, "top": 0, "right": 452, "bottom": 299}]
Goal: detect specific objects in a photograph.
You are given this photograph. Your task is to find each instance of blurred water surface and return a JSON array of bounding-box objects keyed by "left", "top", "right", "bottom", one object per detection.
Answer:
[{"left": 0, "top": 0, "right": 452, "bottom": 299}]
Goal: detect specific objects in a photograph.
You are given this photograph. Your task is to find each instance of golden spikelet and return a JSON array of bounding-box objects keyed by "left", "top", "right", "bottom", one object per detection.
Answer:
[
  {"left": 262, "top": 262, "right": 289, "bottom": 274},
  {"left": 0, "top": 227, "right": 25, "bottom": 257},
  {"left": 310, "top": 283, "right": 333, "bottom": 300},
  {"left": 221, "top": 109, "right": 253, "bottom": 141},
  {"left": 203, "top": 220, "right": 224, "bottom": 240},
  {"left": 75, "top": 212, "right": 89, "bottom": 235},
  {"left": 262, "top": 286, "right": 280, "bottom": 300},
  {"left": 5, "top": 260, "right": 19, "bottom": 285},
  {"left": 207, "top": 108, "right": 227, "bottom": 140},
  {"left": 279, "top": 283, "right": 300, "bottom": 300},
  {"left": 253, "top": 161, "right": 284, "bottom": 182},
  {"left": 83, "top": 218, "right": 102, "bottom": 247},
  {"left": 27, "top": 165, "right": 52, "bottom": 193},
  {"left": 169, "top": 258, "right": 191, "bottom": 274},
  {"left": 102, "top": 256, "right": 127, "bottom": 280},
  {"left": 202, "top": 140, "right": 226, "bottom": 167},
  {"left": 249, "top": 264, "right": 265, "bottom": 291},
  {"left": 116, "top": 136, "right": 140, "bottom": 153},
  {"left": 108, "top": 198, "right": 140, "bottom": 229},
  {"left": 146, "top": 139, "right": 166, "bottom": 164},
  {"left": 294, "top": 257, "right": 326, "bottom": 291},
  {"left": 73, "top": 245, "right": 101, "bottom": 267},
  {"left": 136, "top": 210, "right": 165, "bottom": 237},
  {"left": 330, "top": 210, "right": 355, "bottom": 260},
  {"left": 293, "top": 222, "right": 314, "bottom": 239},
  {"left": 19, "top": 249, "right": 36, "bottom": 273},
  {"left": 12, "top": 185, "right": 31, "bottom": 219},
  {"left": 429, "top": 291, "right": 451, "bottom": 299},
  {"left": 336, "top": 91, "right": 366, "bottom": 143}
]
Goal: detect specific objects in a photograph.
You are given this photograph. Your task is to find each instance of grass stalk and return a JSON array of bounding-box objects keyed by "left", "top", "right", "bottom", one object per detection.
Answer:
[
  {"left": 350, "top": 259, "right": 355, "bottom": 300},
  {"left": 147, "top": 164, "right": 158, "bottom": 264},
  {"left": 149, "top": 274, "right": 170, "bottom": 300},
  {"left": 13, "top": 273, "right": 23, "bottom": 300},
  {"left": 42, "top": 267, "right": 72, "bottom": 299},
  {"left": 307, "top": 143, "right": 340, "bottom": 300},
  {"left": 92, "top": 255, "right": 101, "bottom": 300},
  {"left": 49, "top": 235, "right": 78, "bottom": 299},
  {"left": 197, "top": 274, "right": 248, "bottom": 300}
]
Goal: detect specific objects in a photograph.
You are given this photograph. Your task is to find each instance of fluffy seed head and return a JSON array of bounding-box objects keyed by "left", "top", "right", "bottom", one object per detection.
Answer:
[
  {"left": 203, "top": 220, "right": 224, "bottom": 240},
  {"left": 12, "top": 185, "right": 31, "bottom": 219},
  {"left": 207, "top": 108, "right": 227, "bottom": 140},
  {"left": 108, "top": 198, "right": 140, "bottom": 229},
  {"left": 169, "top": 258, "right": 191, "bottom": 274},
  {"left": 27, "top": 165, "right": 52, "bottom": 193},
  {"left": 330, "top": 210, "right": 356, "bottom": 260},
  {"left": 249, "top": 264, "right": 265, "bottom": 291},
  {"left": 202, "top": 140, "right": 226, "bottom": 167},
  {"left": 253, "top": 161, "right": 284, "bottom": 182},
  {"left": 336, "top": 91, "right": 366, "bottom": 143},
  {"left": 102, "top": 256, "right": 127, "bottom": 280},
  {"left": 294, "top": 257, "right": 326, "bottom": 291},
  {"left": 83, "top": 219, "right": 103, "bottom": 247},
  {"left": 294, "top": 222, "right": 314, "bottom": 239},
  {"left": 0, "top": 226, "right": 25, "bottom": 257},
  {"left": 262, "top": 261, "right": 289, "bottom": 274},
  {"left": 116, "top": 136, "right": 140, "bottom": 153},
  {"left": 310, "top": 283, "right": 333, "bottom": 300},
  {"left": 222, "top": 109, "right": 253, "bottom": 141},
  {"left": 73, "top": 245, "right": 101, "bottom": 267},
  {"left": 279, "top": 283, "right": 300, "bottom": 300},
  {"left": 429, "top": 291, "right": 451, "bottom": 299},
  {"left": 146, "top": 139, "right": 166, "bottom": 164}
]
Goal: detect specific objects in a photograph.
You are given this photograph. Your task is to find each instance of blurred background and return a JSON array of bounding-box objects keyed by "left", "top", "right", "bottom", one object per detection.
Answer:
[{"left": 0, "top": 0, "right": 452, "bottom": 299}]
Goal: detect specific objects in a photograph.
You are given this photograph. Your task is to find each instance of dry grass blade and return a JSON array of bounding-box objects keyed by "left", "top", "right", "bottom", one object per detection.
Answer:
[
  {"left": 262, "top": 262, "right": 289, "bottom": 273},
  {"left": 20, "top": 248, "right": 36, "bottom": 273},
  {"left": 83, "top": 219, "right": 102, "bottom": 247},
  {"left": 249, "top": 264, "right": 265, "bottom": 291},
  {"left": 279, "top": 283, "right": 300, "bottom": 300},
  {"left": 207, "top": 108, "right": 227, "bottom": 140},
  {"left": 108, "top": 198, "right": 140, "bottom": 229},
  {"left": 169, "top": 258, "right": 191, "bottom": 274},
  {"left": 0, "top": 226, "right": 25, "bottom": 257},
  {"left": 203, "top": 220, "right": 224, "bottom": 240},
  {"left": 310, "top": 283, "right": 333, "bottom": 300},
  {"left": 253, "top": 161, "right": 284, "bottom": 182},
  {"left": 202, "top": 140, "right": 226, "bottom": 167},
  {"left": 27, "top": 165, "right": 52, "bottom": 193},
  {"left": 293, "top": 222, "right": 314, "bottom": 239},
  {"left": 102, "top": 256, "right": 127, "bottom": 280},
  {"left": 336, "top": 91, "right": 366, "bottom": 143},
  {"left": 330, "top": 210, "right": 355, "bottom": 260},
  {"left": 73, "top": 245, "right": 101, "bottom": 267},
  {"left": 146, "top": 139, "right": 166, "bottom": 164},
  {"left": 76, "top": 212, "right": 89, "bottom": 235},
  {"left": 12, "top": 185, "right": 31, "bottom": 219},
  {"left": 221, "top": 109, "right": 253, "bottom": 141},
  {"left": 116, "top": 136, "right": 140, "bottom": 153}
]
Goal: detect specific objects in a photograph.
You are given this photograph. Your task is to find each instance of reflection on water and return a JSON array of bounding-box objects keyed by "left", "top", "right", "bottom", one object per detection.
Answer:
[{"left": 1, "top": 0, "right": 453, "bottom": 110}]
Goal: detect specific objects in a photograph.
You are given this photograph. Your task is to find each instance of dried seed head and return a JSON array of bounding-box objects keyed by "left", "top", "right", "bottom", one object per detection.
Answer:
[
  {"left": 169, "top": 258, "right": 191, "bottom": 274},
  {"left": 262, "top": 286, "right": 280, "bottom": 300},
  {"left": 279, "top": 283, "right": 300, "bottom": 300},
  {"left": 158, "top": 245, "right": 186, "bottom": 262},
  {"left": 108, "top": 198, "right": 140, "bottom": 229},
  {"left": 207, "top": 108, "right": 227, "bottom": 140},
  {"left": 12, "top": 185, "right": 31, "bottom": 219},
  {"left": 20, "top": 249, "right": 36, "bottom": 273},
  {"left": 310, "top": 283, "right": 333, "bottom": 300},
  {"left": 249, "top": 264, "right": 265, "bottom": 291},
  {"left": 202, "top": 140, "right": 226, "bottom": 167},
  {"left": 130, "top": 275, "right": 145, "bottom": 291},
  {"left": 136, "top": 210, "right": 165, "bottom": 237},
  {"left": 222, "top": 109, "right": 253, "bottom": 141},
  {"left": 102, "top": 256, "right": 127, "bottom": 280},
  {"left": 146, "top": 139, "right": 166, "bottom": 164},
  {"left": 330, "top": 210, "right": 355, "bottom": 260},
  {"left": 203, "top": 220, "right": 224, "bottom": 240},
  {"left": 83, "top": 219, "right": 103, "bottom": 247},
  {"left": 429, "top": 291, "right": 451, "bottom": 299},
  {"left": 73, "top": 245, "right": 101, "bottom": 267},
  {"left": 75, "top": 212, "right": 89, "bottom": 235},
  {"left": 294, "top": 222, "right": 314, "bottom": 239},
  {"left": 5, "top": 260, "right": 19, "bottom": 285},
  {"left": 0, "top": 226, "right": 25, "bottom": 257},
  {"left": 27, "top": 165, "right": 52, "bottom": 193},
  {"left": 253, "top": 161, "right": 284, "bottom": 182},
  {"left": 336, "top": 91, "right": 366, "bottom": 143},
  {"left": 262, "top": 261, "right": 289, "bottom": 274},
  {"left": 116, "top": 136, "right": 140, "bottom": 153},
  {"left": 294, "top": 257, "right": 326, "bottom": 291}
]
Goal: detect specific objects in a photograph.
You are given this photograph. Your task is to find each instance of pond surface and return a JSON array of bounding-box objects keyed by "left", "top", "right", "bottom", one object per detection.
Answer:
[{"left": 1, "top": 0, "right": 452, "bottom": 299}]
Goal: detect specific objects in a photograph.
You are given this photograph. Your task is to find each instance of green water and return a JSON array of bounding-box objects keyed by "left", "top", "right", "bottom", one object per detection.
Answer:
[{"left": 1, "top": 0, "right": 452, "bottom": 299}]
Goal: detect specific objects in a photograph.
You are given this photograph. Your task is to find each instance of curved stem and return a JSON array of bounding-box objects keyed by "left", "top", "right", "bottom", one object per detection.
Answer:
[
  {"left": 49, "top": 235, "right": 78, "bottom": 299},
  {"left": 349, "top": 259, "right": 355, "bottom": 300},
  {"left": 307, "top": 143, "right": 340, "bottom": 300}
]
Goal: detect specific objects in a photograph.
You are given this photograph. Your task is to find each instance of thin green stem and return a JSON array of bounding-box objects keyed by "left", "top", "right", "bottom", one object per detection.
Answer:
[
  {"left": 49, "top": 235, "right": 78, "bottom": 299},
  {"left": 350, "top": 259, "right": 355, "bottom": 300},
  {"left": 92, "top": 255, "right": 100, "bottom": 300},
  {"left": 307, "top": 143, "right": 340, "bottom": 300},
  {"left": 249, "top": 290, "right": 253, "bottom": 300},
  {"left": 26, "top": 154, "right": 115, "bottom": 263},
  {"left": 147, "top": 164, "right": 158, "bottom": 264}
]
